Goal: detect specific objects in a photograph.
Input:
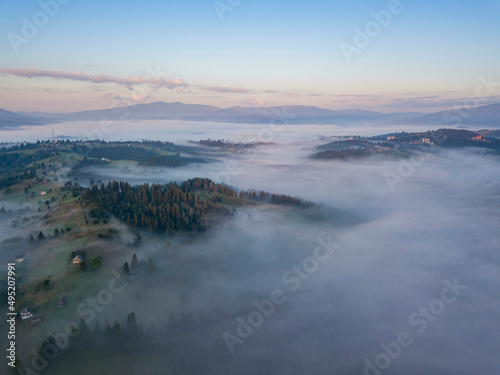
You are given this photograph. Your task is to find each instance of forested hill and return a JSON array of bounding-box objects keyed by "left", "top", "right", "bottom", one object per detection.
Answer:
[{"left": 83, "top": 178, "right": 235, "bottom": 232}]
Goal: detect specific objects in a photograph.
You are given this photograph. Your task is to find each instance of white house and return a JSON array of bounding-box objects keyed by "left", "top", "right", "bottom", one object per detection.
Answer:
[{"left": 20, "top": 308, "right": 33, "bottom": 320}]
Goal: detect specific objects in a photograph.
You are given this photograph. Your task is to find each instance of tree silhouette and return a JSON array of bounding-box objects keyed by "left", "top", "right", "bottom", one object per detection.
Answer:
[
  {"left": 90, "top": 257, "right": 102, "bottom": 270},
  {"left": 131, "top": 254, "right": 139, "bottom": 272},
  {"left": 122, "top": 261, "right": 130, "bottom": 276}
]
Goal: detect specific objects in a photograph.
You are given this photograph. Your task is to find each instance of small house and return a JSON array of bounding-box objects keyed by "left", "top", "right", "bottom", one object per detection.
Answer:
[
  {"left": 20, "top": 308, "right": 33, "bottom": 320},
  {"left": 73, "top": 255, "right": 85, "bottom": 264},
  {"left": 40, "top": 191, "right": 47, "bottom": 196}
]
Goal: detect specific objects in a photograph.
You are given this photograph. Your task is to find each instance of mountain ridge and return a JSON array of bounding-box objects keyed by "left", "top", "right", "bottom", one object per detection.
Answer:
[
  {"left": 0, "top": 108, "right": 52, "bottom": 127},
  {"left": 5, "top": 101, "right": 500, "bottom": 127}
]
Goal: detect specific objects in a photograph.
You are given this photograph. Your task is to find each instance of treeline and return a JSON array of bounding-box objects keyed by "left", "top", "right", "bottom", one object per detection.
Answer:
[
  {"left": 318, "top": 139, "right": 371, "bottom": 150},
  {"left": 240, "top": 190, "right": 314, "bottom": 208},
  {"left": 433, "top": 129, "right": 500, "bottom": 150},
  {"left": 0, "top": 168, "right": 36, "bottom": 190},
  {"left": 312, "top": 148, "right": 370, "bottom": 160},
  {"left": 0, "top": 149, "right": 53, "bottom": 190},
  {"left": 69, "top": 143, "right": 206, "bottom": 168},
  {"left": 196, "top": 139, "right": 254, "bottom": 149},
  {"left": 83, "top": 178, "right": 233, "bottom": 232},
  {"left": 180, "top": 177, "right": 237, "bottom": 197},
  {"left": 21, "top": 312, "right": 148, "bottom": 375},
  {"left": 67, "top": 158, "right": 109, "bottom": 178},
  {"left": 72, "top": 144, "right": 158, "bottom": 161},
  {"left": 374, "top": 129, "right": 500, "bottom": 151},
  {"left": 0, "top": 141, "right": 45, "bottom": 153},
  {"left": 144, "top": 154, "right": 206, "bottom": 167},
  {"left": 0, "top": 206, "right": 13, "bottom": 215},
  {"left": 0, "top": 149, "right": 52, "bottom": 174},
  {"left": 23, "top": 309, "right": 209, "bottom": 375}
]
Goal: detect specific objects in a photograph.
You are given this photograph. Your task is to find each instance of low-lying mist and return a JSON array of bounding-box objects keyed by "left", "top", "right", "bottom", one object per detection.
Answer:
[{"left": 4, "top": 130, "right": 499, "bottom": 375}]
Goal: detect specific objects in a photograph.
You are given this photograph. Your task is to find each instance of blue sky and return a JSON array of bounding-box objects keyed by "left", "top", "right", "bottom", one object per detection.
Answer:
[{"left": 0, "top": 0, "right": 499, "bottom": 112}]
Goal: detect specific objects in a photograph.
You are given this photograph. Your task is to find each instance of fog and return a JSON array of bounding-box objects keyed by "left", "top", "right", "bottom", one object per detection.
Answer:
[
  {"left": 0, "top": 119, "right": 450, "bottom": 144},
  {"left": 3, "top": 123, "right": 500, "bottom": 375}
]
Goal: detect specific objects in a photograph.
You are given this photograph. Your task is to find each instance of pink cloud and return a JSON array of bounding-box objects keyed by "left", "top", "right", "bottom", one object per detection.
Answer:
[
  {"left": 243, "top": 97, "right": 267, "bottom": 106},
  {"left": 100, "top": 91, "right": 150, "bottom": 102},
  {"left": 0, "top": 68, "right": 189, "bottom": 90},
  {"left": 200, "top": 85, "right": 257, "bottom": 94}
]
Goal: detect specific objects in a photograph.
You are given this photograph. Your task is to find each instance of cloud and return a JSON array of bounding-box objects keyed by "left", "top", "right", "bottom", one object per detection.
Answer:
[
  {"left": 100, "top": 91, "right": 150, "bottom": 102},
  {"left": 0, "top": 67, "right": 291, "bottom": 100},
  {"left": 200, "top": 85, "right": 258, "bottom": 94},
  {"left": 242, "top": 97, "right": 267, "bottom": 106},
  {"left": 100, "top": 92, "right": 119, "bottom": 100},
  {"left": 149, "top": 77, "right": 189, "bottom": 90},
  {"left": 0, "top": 68, "right": 189, "bottom": 90},
  {"left": 130, "top": 92, "right": 150, "bottom": 102},
  {"left": 316, "top": 93, "right": 377, "bottom": 98}
]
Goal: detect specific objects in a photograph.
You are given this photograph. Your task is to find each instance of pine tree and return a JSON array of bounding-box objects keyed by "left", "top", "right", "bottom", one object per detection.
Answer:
[
  {"left": 93, "top": 321, "right": 103, "bottom": 337},
  {"left": 113, "top": 321, "right": 121, "bottom": 337},
  {"left": 80, "top": 317, "right": 90, "bottom": 337},
  {"left": 105, "top": 322, "right": 112, "bottom": 337},
  {"left": 147, "top": 257, "right": 156, "bottom": 275},
  {"left": 122, "top": 261, "right": 130, "bottom": 276},
  {"left": 131, "top": 254, "right": 138, "bottom": 271}
]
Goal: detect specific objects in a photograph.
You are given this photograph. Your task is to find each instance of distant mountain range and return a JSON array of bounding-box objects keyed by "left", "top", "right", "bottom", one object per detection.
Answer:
[
  {"left": 0, "top": 108, "right": 52, "bottom": 127},
  {"left": 1, "top": 102, "right": 499, "bottom": 128}
]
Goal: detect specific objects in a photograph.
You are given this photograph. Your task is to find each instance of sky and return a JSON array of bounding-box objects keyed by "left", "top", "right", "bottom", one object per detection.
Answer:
[{"left": 0, "top": 0, "right": 499, "bottom": 113}]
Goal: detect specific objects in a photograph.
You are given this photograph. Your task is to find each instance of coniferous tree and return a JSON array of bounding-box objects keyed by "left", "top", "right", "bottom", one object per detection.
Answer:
[
  {"left": 93, "top": 321, "right": 103, "bottom": 337},
  {"left": 131, "top": 254, "right": 139, "bottom": 272},
  {"left": 122, "top": 261, "right": 130, "bottom": 276},
  {"left": 80, "top": 317, "right": 90, "bottom": 337}
]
